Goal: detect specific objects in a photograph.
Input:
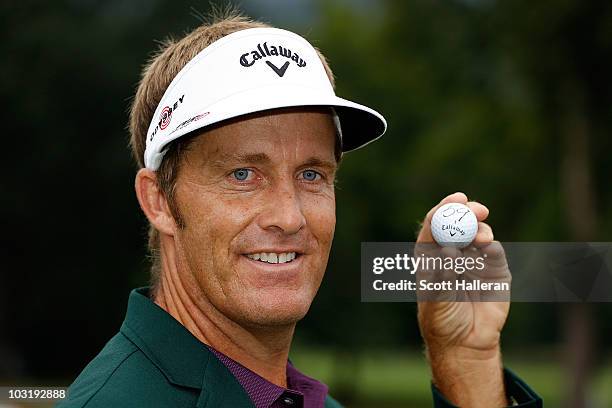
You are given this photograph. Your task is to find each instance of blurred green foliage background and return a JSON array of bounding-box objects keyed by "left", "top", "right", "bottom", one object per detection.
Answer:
[{"left": 1, "top": 0, "right": 611, "bottom": 407}]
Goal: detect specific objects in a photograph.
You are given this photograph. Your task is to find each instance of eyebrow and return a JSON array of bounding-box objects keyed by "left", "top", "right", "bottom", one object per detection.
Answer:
[
  {"left": 207, "top": 153, "right": 337, "bottom": 171},
  {"left": 301, "top": 157, "right": 338, "bottom": 171},
  {"left": 206, "top": 152, "right": 269, "bottom": 169}
]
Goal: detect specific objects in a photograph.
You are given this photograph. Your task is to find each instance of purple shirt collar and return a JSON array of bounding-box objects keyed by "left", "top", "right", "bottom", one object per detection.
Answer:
[{"left": 208, "top": 346, "right": 329, "bottom": 408}]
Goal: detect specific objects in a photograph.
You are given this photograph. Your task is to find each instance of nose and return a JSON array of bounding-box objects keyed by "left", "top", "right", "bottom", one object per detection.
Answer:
[{"left": 257, "top": 182, "right": 306, "bottom": 235}]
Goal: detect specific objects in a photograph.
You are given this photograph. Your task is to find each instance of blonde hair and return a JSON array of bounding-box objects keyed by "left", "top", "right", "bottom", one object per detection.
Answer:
[{"left": 128, "top": 9, "right": 336, "bottom": 289}]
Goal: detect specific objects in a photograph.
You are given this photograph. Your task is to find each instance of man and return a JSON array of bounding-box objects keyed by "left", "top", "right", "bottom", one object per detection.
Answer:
[{"left": 59, "top": 12, "right": 541, "bottom": 408}]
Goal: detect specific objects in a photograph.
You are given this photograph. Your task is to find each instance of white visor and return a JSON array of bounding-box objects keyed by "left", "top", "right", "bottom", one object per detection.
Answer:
[{"left": 144, "top": 27, "right": 387, "bottom": 170}]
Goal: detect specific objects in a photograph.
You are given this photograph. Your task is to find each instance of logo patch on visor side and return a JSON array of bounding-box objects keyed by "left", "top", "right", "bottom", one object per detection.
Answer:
[
  {"left": 170, "top": 112, "right": 210, "bottom": 136},
  {"left": 149, "top": 94, "right": 185, "bottom": 141},
  {"left": 159, "top": 106, "right": 172, "bottom": 130},
  {"left": 240, "top": 42, "right": 306, "bottom": 77}
]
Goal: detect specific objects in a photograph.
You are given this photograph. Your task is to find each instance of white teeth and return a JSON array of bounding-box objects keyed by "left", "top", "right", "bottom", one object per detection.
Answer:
[{"left": 247, "top": 252, "right": 297, "bottom": 264}]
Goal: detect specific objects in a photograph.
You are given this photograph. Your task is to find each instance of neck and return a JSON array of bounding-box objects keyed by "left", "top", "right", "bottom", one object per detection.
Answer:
[{"left": 152, "top": 236, "right": 294, "bottom": 387}]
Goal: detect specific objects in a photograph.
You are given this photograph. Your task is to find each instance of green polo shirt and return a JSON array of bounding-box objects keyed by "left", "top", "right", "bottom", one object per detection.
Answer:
[
  {"left": 57, "top": 287, "right": 341, "bottom": 408},
  {"left": 58, "top": 287, "right": 541, "bottom": 407}
]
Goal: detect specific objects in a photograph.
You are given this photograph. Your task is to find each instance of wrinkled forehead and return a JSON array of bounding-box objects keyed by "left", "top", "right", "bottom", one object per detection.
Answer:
[{"left": 181, "top": 106, "right": 340, "bottom": 167}]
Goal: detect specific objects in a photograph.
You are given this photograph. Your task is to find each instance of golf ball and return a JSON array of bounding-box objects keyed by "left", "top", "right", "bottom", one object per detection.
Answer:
[{"left": 431, "top": 203, "right": 478, "bottom": 248}]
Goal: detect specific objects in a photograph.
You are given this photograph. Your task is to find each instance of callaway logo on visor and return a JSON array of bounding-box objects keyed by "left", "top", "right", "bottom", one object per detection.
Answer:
[{"left": 240, "top": 42, "right": 307, "bottom": 77}]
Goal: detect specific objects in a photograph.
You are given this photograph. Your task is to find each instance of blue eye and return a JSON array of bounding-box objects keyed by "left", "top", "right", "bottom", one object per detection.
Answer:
[
  {"left": 232, "top": 168, "right": 251, "bottom": 181},
  {"left": 302, "top": 170, "right": 320, "bottom": 181}
]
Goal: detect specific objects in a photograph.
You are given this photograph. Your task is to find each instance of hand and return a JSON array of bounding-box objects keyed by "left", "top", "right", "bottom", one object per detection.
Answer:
[{"left": 416, "top": 192, "right": 510, "bottom": 407}]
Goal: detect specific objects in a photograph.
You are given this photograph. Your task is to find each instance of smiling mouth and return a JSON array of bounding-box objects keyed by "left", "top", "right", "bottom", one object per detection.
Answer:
[{"left": 245, "top": 252, "right": 298, "bottom": 264}]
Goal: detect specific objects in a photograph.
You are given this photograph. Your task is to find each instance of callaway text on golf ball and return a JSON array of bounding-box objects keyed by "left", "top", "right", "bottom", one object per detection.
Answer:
[{"left": 430, "top": 203, "right": 478, "bottom": 248}]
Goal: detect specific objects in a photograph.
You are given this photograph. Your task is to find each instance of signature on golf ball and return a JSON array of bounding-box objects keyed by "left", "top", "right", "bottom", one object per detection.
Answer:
[{"left": 430, "top": 203, "right": 478, "bottom": 248}]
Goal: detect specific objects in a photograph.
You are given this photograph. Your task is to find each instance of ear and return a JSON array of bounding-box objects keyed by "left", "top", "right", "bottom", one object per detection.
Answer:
[{"left": 135, "top": 168, "right": 177, "bottom": 236}]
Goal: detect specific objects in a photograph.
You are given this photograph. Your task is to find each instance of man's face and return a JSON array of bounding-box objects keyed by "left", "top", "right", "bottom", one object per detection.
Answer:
[{"left": 172, "top": 108, "right": 337, "bottom": 328}]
